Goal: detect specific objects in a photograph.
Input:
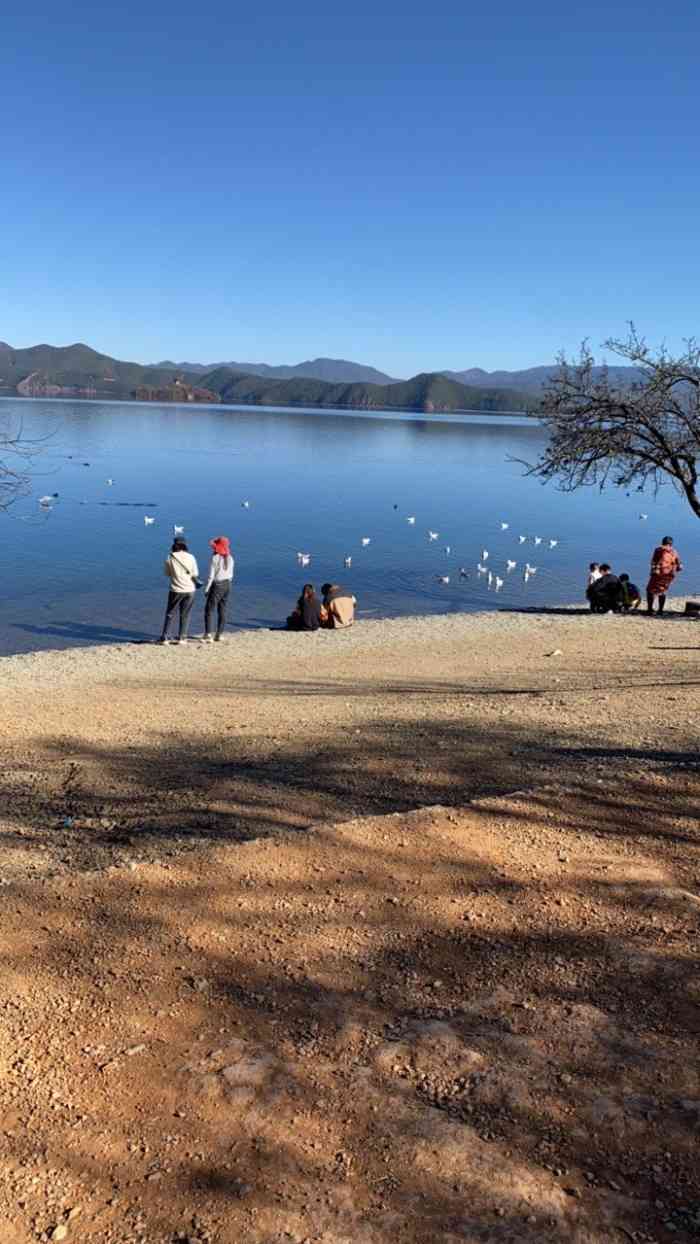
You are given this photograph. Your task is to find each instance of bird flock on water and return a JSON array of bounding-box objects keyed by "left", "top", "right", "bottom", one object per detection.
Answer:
[{"left": 34, "top": 468, "right": 654, "bottom": 599}]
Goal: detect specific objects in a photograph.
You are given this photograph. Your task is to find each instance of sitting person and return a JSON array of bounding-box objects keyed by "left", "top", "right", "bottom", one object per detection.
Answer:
[
  {"left": 619, "top": 573, "right": 641, "bottom": 612},
  {"left": 286, "top": 583, "right": 327, "bottom": 631},
  {"left": 320, "top": 582, "right": 356, "bottom": 629},
  {"left": 585, "top": 561, "right": 602, "bottom": 611},
  {"left": 588, "top": 564, "right": 623, "bottom": 613}
]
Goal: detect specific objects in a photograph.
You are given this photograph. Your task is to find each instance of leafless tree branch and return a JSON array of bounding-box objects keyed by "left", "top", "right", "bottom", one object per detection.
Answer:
[{"left": 521, "top": 326, "right": 700, "bottom": 519}]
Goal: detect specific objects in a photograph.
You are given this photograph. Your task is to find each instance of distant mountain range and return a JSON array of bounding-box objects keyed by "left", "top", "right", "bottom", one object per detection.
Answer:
[
  {"left": 0, "top": 342, "right": 534, "bottom": 413},
  {"left": 155, "top": 356, "right": 398, "bottom": 385},
  {"left": 0, "top": 339, "right": 640, "bottom": 412},
  {"left": 442, "top": 364, "right": 639, "bottom": 394}
]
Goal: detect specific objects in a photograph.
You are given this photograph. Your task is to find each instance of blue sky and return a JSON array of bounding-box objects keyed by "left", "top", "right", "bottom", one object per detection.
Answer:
[{"left": 2, "top": 0, "right": 699, "bottom": 376}]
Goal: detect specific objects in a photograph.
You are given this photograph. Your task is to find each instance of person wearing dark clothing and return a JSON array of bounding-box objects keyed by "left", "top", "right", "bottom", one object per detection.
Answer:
[
  {"left": 588, "top": 564, "right": 623, "bottom": 613},
  {"left": 202, "top": 535, "right": 234, "bottom": 643},
  {"left": 286, "top": 584, "right": 327, "bottom": 631},
  {"left": 619, "top": 574, "right": 641, "bottom": 612}
]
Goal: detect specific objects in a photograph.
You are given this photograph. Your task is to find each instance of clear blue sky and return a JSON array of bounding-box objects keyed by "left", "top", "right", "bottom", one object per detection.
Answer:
[{"left": 2, "top": 0, "right": 699, "bottom": 376}]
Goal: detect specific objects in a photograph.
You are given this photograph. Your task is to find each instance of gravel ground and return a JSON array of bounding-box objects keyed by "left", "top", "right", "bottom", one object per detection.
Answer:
[{"left": 0, "top": 604, "right": 698, "bottom": 1242}]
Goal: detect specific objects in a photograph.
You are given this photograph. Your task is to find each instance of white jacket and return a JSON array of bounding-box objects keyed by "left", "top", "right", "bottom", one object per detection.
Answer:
[{"left": 165, "top": 551, "right": 199, "bottom": 594}]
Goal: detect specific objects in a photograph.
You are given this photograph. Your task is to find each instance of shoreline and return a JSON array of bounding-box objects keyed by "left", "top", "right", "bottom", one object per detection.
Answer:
[{"left": 1, "top": 597, "right": 697, "bottom": 681}]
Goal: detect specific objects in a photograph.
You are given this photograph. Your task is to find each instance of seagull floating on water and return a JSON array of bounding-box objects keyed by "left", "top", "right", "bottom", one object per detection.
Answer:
[
  {"left": 241, "top": 500, "right": 250, "bottom": 509},
  {"left": 297, "top": 552, "right": 311, "bottom": 567},
  {"left": 344, "top": 556, "right": 352, "bottom": 569},
  {"left": 106, "top": 478, "right": 114, "bottom": 486},
  {"left": 444, "top": 545, "right": 451, "bottom": 555},
  {"left": 525, "top": 563, "right": 538, "bottom": 575},
  {"left": 487, "top": 571, "right": 493, "bottom": 587},
  {"left": 361, "top": 537, "right": 371, "bottom": 546},
  {"left": 477, "top": 563, "right": 488, "bottom": 574},
  {"left": 639, "top": 513, "right": 648, "bottom": 520},
  {"left": 518, "top": 535, "right": 527, "bottom": 544},
  {"left": 39, "top": 495, "right": 53, "bottom": 507},
  {"left": 459, "top": 567, "right": 469, "bottom": 578},
  {"left": 495, "top": 576, "right": 504, "bottom": 591},
  {"left": 173, "top": 525, "right": 185, "bottom": 535},
  {"left": 144, "top": 515, "right": 155, "bottom": 526},
  {"left": 481, "top": 549, "right": 489, "bottom": 561},
  {"left": 406, "top": 516, "right": 416, "bottom": 524},
  {"left": 506, "top": 559, "right": 517, "bottom": 571},
  {"left": 549, "top": 539, "right": 558, "bottom": 548},
  {"left": 500, "top": 522, "right": 509, "bottom": 530},
  {"left": 437, "top": 575, "right": 450, "bottom": 585},
  {"left": 533, "top": 536, "right": 542, "bottom": 546},
  {"left": 428, "top": 530, "right": 439, "bottom": 541}
]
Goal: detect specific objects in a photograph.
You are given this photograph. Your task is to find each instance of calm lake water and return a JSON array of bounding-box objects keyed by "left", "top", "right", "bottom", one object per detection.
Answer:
[{"left": 1, "top": 397, "right": 697, "bottom": 655}]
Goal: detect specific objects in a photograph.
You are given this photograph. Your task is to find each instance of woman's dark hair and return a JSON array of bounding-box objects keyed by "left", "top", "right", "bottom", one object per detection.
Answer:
[
  {"left": 172, "top": 538, "right": 188, "bottom": 553},
  {"left": 302, "top": 583, "right": 315, "bottom": 600},
  {"left": 619, "top": 573, "right": 629, "bottom": 582},
  {"left": 600, "top": 563, "right": 611, "bottom": 572},
  {"left": 662, "top": 536, "right": 674, "bottom": 545}
]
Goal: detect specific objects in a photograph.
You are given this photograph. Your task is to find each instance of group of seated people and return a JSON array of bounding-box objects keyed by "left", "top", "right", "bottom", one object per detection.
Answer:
[
  {"left": 287, "top": 582, "right": 356, "bottom": 631},
  {"left": 586, "top": 563, "right": 641, "bottom": 613}
]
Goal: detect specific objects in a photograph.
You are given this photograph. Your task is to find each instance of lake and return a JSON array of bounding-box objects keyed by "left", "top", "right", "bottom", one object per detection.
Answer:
[{"left": 0, "top": 397, "right": 696, "bottom": 655}]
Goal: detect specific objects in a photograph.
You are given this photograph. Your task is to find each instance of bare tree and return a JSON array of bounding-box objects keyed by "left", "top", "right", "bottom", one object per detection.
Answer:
[
  {"left": 526, "top": 326, "right": 700, "bottom": 519},
  {"left": 0, "top": 415, "right": 46, "bottom": 512}
]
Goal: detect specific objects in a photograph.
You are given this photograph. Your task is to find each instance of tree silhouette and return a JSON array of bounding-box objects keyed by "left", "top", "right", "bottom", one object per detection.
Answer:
[{"left": 526, "top": 326, "right": 700, "bottom": 518}]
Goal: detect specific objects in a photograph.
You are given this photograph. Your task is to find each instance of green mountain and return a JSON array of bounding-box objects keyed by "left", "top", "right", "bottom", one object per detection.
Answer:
[
  {"left": 200, "top": 367, "right": 533, "bottom": 413},
  {"left": 0, "top": 341, "right": 535, "bottom": 413}
]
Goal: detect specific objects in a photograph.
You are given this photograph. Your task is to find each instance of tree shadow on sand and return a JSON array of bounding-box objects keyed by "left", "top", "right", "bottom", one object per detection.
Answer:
[{"left": 0, "top": 707, "right": 699, "bottom": 1241}]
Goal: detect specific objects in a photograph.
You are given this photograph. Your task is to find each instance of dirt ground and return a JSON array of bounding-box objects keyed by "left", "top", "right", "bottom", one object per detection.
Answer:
[{"left": 0, "top": 609, "right": 698, "bottom": 1242}]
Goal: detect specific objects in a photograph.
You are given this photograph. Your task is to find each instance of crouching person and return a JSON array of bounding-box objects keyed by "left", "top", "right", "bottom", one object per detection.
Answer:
[{"left": 321, "top": 583, "right": 356, "bottom": 629}]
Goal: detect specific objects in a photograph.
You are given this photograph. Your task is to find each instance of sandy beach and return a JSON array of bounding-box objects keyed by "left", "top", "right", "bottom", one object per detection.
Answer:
[{"left": 1, "top": 605, "right": 698, "bottom": 1243}]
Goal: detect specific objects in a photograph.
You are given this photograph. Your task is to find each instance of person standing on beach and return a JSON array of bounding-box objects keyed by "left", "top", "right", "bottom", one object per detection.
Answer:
[
  {"left": 202, "top": 535, "right": 234, "bottom": 643},
  {"left": 646, "top": 536, "right": 682, "bottom": 615},
  {"left": 159, "top": 537, "right": 200, "bottom": 644}
]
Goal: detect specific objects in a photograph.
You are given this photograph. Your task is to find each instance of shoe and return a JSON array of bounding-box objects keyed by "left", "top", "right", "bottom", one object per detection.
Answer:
[
  {"left": 174, "top": 638, "right": 188, "bottom": 645},
  {"left": 157, "top": 637, "right": 170, "bottom": 645},
  {"left": 214, "top": 633, "right": 221, "bottom": 642},
  {"left": 200, "top": 635, "right": 214, "bottom": 643}
]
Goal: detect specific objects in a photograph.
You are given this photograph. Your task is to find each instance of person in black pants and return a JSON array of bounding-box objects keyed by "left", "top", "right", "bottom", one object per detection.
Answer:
[
  {"left": 202, "top": 535, "right": 234, "bottom": 643},
  {"left": 160, "top": 538, "right": 200, "bottom": 644}
]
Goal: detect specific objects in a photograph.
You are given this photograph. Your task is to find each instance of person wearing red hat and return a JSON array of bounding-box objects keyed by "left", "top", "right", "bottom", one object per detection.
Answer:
[{"left": 202, "top": 535, "right": 234, "bottom": 642}]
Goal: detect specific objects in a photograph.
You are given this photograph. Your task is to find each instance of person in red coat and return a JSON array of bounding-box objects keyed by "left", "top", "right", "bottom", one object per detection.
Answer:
[{"left": 646, "top": 536, "right": 682, "bottom": 615}]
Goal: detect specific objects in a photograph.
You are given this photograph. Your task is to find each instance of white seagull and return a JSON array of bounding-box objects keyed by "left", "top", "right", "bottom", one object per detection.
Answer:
[
  {"left": 506, "top": 559, "right": 517, "bottom": 571},
  {"left": 533, "top": 536, "right": 542, "bottom": 545},
  {"left": 361, "top": 537, "right": 371, "bottom": 546},
  {"left": 549, "top": 539, "right": 558, "bottom": 548},
  {"left": 495, "top": 576, "right": 504, "bottom": 591},
  {"left": 173, "top": 525, "right": 185, "bottom": 535},
  {"left": 523, "top": 569, "right": 531, "bottom": 583},
  {"left": 39, "top": 495, "right": 53, "bottom": 507},
  {"left": 518, "top": 535, "right": 527, "bottom": 544},
  {"left": 444, "top": 545, "right": 451, "bottom": 555},
  {"left": 241, "top": 500, "right": 250, "bottom": 509},
  {"left": 525, "top": 563, "right": 538, "bottom": 575},
  {"left": 106, "top": 478, "right": 114, "bottom": 486},
  {"left": 459, "top": 566, "right": 469, "bottom": 578},
  {"left": 344, "top": 556, "right": 352, "bottom": 569},
  {"left": 500, "top": 522, "right": 509, "bottom": 530},
  {"left": 298, "top": 553, "right": 311, "bottom": 567},
  {"left": 428, "top": 530, "right": 439, "bottom": 541},
  {"left": 639, "top": 513, "right": 648, "bottom": 520},
  {"left": 144, "top": 515, "right": 155, "bottom": 526},
  {"left": 406, "top": 516, "right": 416, "bottom": 525},
  {"left": 487, "top": 571, "right": 493, "bottom": 587},
  {"left": 477, "top": 563, "right": 488, "bottom": 574},
  {"left": 481, "top": 549, "right": 489, "bottom": 561},
  {"left": 437, "top": 575, "right": 450, "bottom": 585}
]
